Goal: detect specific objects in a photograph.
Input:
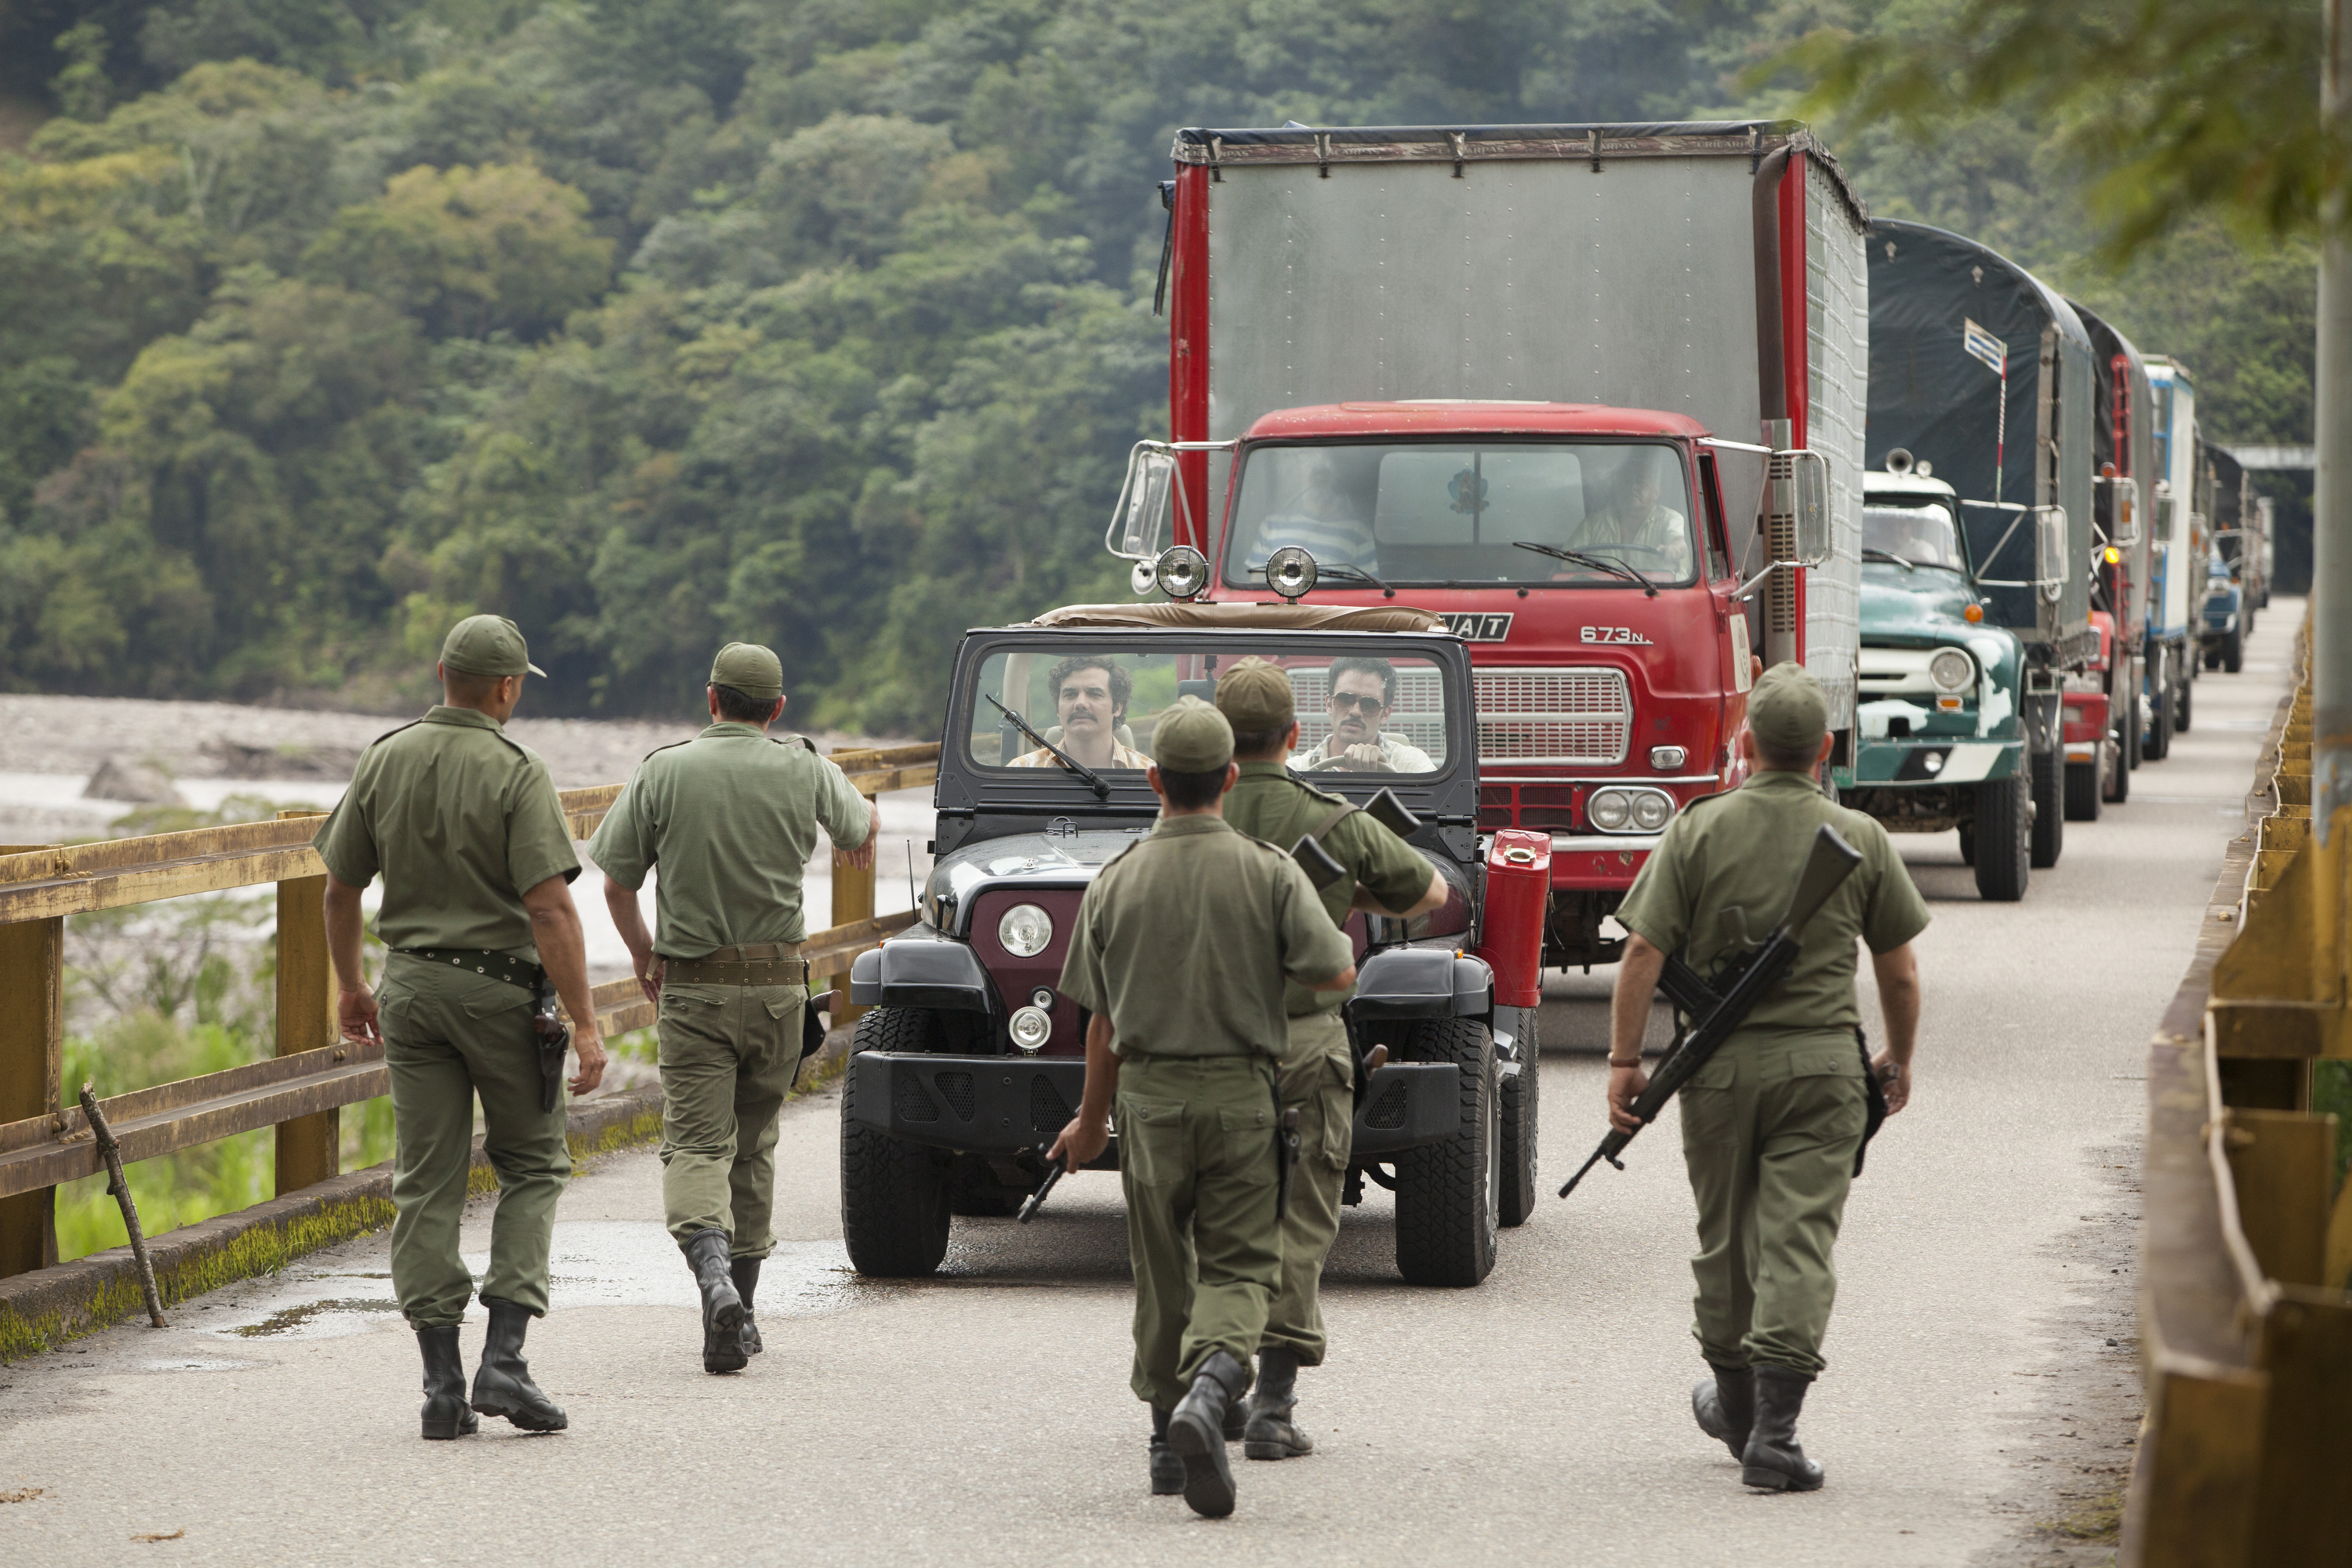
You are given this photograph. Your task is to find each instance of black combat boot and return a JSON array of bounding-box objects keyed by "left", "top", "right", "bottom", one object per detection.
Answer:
[
  {"left": 1243, "top": 1346, "right": 1313, "bottom": 1461},
  {"left": 416, "top": 1324, "right": 477, "bottom": 1440},
  {"left": 1147, "top": 1407, "right": 1185, "bottom": 1496},
  {"left": 685, "top": 1229, "right": 746, "bottom": 1374},
  {"left": 1165, "top": 1349, "right": 1252, "bottom": 1518},
  {"left": 1692, "top": 1361, "right": 1754, "bottom": 1458},
  {"left": 470, "top": 1298, "right": 568, "bottom": 1432},
  {"left": 731, "top": 1255, "right": 763, "bottom": 1356},
  {"left": 1741, "top": 1363, "right": 1824, "bottom": 1492}
]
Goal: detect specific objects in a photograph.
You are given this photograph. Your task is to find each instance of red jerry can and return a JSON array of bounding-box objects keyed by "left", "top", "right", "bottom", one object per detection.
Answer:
[{"left": 1475, "top": 829, "right": 1551, "bottom": 1008}]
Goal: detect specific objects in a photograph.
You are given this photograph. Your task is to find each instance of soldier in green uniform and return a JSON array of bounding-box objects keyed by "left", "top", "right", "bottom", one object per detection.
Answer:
[
  {"left": 1607, "top": 663, "right": 1927, "bottom": 1492},
  {"left": 317, "top": 615, "right": 608, "bottom": 1441},
  {"left": 1045, "top": 697, "right": 1358, "bottom": 1519},
  {"left": 590, "top": 643, "right": 877, "bottom": 1374},
  {"left": 1212, "top": 659, "right": 1446, "bottom": 1460}
]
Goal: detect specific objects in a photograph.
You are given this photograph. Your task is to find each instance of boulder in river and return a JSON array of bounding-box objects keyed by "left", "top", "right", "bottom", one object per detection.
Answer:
[
  {"left": 207, "top": 739, "right": 363, "bottom": 780},
  {"left": 84, "top": 757, "right": 186, "bottom": 805}
]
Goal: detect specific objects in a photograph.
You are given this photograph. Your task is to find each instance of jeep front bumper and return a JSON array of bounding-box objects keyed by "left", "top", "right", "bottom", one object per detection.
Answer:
[{"left": 848, "top": 1051, "right": 1468, "bottom": 1160}]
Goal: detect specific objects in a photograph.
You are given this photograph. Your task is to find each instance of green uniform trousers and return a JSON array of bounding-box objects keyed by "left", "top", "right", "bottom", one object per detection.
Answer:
[
  {"left": 1677, "top": 1030, "right": 1868, "bottom": 1377},
  {"left": 1260, "top": 1013, "right": 1352, "bottom": 1366},
  {"left": 1116, "top": 1054, "right": 1284, "bottom": 1409},
  {"left": 655, "top": 981, "right": 804, "bottom": 1257},
  {"left": 380, "top": 956, "right": 572, "bottom": 1328}
]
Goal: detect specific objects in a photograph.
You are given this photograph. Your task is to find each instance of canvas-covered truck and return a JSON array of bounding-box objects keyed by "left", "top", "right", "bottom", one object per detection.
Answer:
[
  {"left": 2068, "top": 299, "right": 2157, "bottom": 809},
  {"left": 1867, "top": 220, "right": 2096, "bottom": 875},
  {"left": 1106, "top": 121, "right": 1867, "bottom": 968},
  {"left": 2143, "top": 358, "right": 2204, "bottom": 756},
  {"left": 839, "top": 604, "right": 1552, "bottom": 1287},
  {"left": 1846, "top": 453, "right": 2033, "bottom": 898}
]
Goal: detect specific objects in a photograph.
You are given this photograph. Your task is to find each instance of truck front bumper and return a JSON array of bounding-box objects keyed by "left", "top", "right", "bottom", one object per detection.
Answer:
[
  {"left": 848, "top": 1051, "right": 1467, "bottom": 1160},
  {"left": 1844, "top": 737, "right": 2022, "bottom": 787}
]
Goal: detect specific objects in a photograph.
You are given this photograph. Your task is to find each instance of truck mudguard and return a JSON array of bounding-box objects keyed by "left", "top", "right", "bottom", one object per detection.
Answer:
[
  {"left": 1347, "top": 947, "right": 1494, "bottom": 1022},
  {"left": 848, "top": 938, "right": 994, "bottom": 1013}
]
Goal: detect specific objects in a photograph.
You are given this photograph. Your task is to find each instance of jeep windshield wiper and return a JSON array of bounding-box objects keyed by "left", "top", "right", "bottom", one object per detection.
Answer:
[
  {"left": 983, "top": 693, "right": 1109, "bottom": 799},
  {"left": 1512, "top": 541, "right": 1658, "bottom": 598},
  {"left": 1861, "top": 547, "right": 1915, "bottom": 573}
]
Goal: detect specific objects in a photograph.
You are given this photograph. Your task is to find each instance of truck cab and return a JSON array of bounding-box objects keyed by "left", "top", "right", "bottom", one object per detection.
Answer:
[
  {"left": 1157, "top": 401, "right": 1792, "bottom": 967},
  {"left": 1840, "top": 456, "right": 2032, "bottom": 898}
]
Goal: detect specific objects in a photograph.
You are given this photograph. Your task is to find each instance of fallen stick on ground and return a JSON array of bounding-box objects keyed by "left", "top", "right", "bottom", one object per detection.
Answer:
[{"left": 79, "top": 1082, "right": 166, "bottom": 1327}]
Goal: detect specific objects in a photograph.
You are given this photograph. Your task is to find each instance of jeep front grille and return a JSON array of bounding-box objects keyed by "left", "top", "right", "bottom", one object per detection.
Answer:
[
  {"left": 1474, "top": 668, "right": 1631, "bottom": 765},
  {"left": 935, "top": 1071, "right": 976, "bottom": 1123},
  {"left": 1029, "top": 1074, "right": 1074, "bottom": 1135},
  {"left": 1364, "top": 1079, "right": 1410, "bottom": 1131},
  {"left": 895, "top": 1075, "right": 938, "bottom": 1124}
]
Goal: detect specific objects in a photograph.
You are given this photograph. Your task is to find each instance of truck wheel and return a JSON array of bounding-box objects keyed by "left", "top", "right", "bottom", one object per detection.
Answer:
[
  {"left": 2106, "top": 699, "right": 2132, "bottom": 802},
  {"left": 2176, "top": 670, "right": 2194, "bottom": 731},
  {"left": 1958, "top": 822, "right": 1976, "bottom": 866},
  {"left": 1392, "top": 1017, "right": 1499, "bottom": 1287},
  {"left": 1497, "top": 1010, "right": 1539, "bottom": 1229},
  {"left": 2063, "top": 752, "right": 2103, "bottom": 821},
  {"left": 2147, "top": 667, "right": 2174, "bottom": 760},
  {"left": 2029, "top": 745, "right": 2064, "bottom": 869},
  {"left": 2223, "top": 626, "right": 2244, "bottom": 673},
  {"left": 1974, "top": 772, "right": 2031, "bottom": 902},
  {"left": 840, "top": 1007, "right": 952, "bottom": 1277}
]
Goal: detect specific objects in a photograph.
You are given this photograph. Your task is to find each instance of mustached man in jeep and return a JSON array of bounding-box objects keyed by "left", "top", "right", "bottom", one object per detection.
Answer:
[
  {"left": 1007, "top": 654, "right": 1152, "bottom": 771},
  {"left": 1042, "top": 696, "right": 1358, "bottom": 1518}
]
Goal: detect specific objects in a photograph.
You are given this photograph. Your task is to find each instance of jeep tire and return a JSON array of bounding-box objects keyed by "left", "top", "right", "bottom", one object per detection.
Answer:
[
  {"left": 840, "top": 1007, "right": 953, "bottom": 1277},
  {"left": 1974, "top": 770, "right": 2031, "bottom": 902},
  {"left": 1392, "top": 1017, "right": 1499, "bottom": 1287},
  {"left": 2029, "top": 743, "right": 2064, "bottom": 869},
  {"left": 1497, "top": 1010, "right": 1539, "bottom": 1229}
]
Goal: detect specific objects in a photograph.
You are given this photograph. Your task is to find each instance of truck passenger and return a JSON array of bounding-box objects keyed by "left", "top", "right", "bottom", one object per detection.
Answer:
[
  {"left": 1008, "top": 655, "right": 1152, "bottom": 770},
  {"left": 1292, "top": 657, "right": 1436, "bottom": 773},
  {"left": 1241, "top": 449, "right": 1380, "bottom": 575}
]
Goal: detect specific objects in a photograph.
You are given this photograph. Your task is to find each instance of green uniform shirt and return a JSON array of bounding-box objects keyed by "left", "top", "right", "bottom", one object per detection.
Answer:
[
  {"left": 1222, "top": 760, "right": 1433, "bottom": 1017},
  {"left": 1614, "top": 769, "right": 1930, "bottom": 1035},
  {"left": 314, "top": 706, "right": 581, "bottom": 957},
  {"left": 586, "top": 724, "right": 871, "bottom": 956},
  {"left": 1058, "top": 814, "right": 1356, "bottom": 1060}
]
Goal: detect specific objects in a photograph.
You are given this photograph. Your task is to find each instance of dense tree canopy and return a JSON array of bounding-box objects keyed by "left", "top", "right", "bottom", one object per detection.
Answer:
[{"left": 0, "top": 0, "right": 2320, "bottom": 726}]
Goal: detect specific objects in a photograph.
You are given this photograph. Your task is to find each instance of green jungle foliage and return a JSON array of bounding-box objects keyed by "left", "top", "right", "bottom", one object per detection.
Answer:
[{"left": 0, "top": 1, "right": 2321, "bottom": 730}]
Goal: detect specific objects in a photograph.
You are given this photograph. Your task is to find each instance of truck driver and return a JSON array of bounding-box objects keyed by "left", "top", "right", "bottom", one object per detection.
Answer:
[{"left": 1566, "top": 448, "right": 1694, "bottom": 579}]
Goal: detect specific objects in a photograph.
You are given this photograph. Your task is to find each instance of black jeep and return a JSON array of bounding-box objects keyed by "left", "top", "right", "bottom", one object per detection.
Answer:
[{"left": 840, "top": 603, "right": 1552, "bottom": 1287}]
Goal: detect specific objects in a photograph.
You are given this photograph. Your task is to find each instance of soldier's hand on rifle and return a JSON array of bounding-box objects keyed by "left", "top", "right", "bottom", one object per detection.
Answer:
[
  {"left": 1871, "top": 1051, "right": 1909, "bottom": 1115},
  {"left": 1047, "top": 1112, "right": 1110, "bottom": 1171},
  {"left": 338, "top": 984, "right": 381, "bottom": 1045},
  {"left": 1606, "top": 1062, "right": 1650, "bottom": 1134}
]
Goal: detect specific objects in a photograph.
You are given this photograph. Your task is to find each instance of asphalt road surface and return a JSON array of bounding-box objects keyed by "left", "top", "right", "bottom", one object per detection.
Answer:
[{"left": 0, "top": 604, "right": 2299, "bottom": 1566}]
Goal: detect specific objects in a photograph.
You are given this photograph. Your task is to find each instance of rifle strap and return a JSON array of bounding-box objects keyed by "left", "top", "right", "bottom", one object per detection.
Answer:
[
  {"left": 1306, "top": 801, "right": 1356, "bottom": 843},
  {"left": 1852, "top": 1025, "right": 1888, "bottom": 1175}
]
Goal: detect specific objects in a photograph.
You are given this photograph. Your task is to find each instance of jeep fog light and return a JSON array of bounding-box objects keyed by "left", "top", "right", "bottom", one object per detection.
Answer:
[
  {"left": 1588, "top": 789, "right": 1631, "bottom": 831},
  {"left": 1009, "top": 1006, "right": 1052, "bottom": 1053},
  {"left": 1631, "top": 791, "right": 1673, "bottom": 832},
  {"left": 999, "top": 903, "right": 1054, "bottom": 956},
  {"left": 1929, "top": 648, "right": 1975, "bottom": 692}
]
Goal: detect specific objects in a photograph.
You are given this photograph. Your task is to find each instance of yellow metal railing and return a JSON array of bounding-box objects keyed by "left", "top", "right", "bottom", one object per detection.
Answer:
[
  {"left": 0, "top": 743, "right": 938, "bottom": 1280},
  {"left": 2125, "top": 615, "right": 2352, "bottom": 1565}
]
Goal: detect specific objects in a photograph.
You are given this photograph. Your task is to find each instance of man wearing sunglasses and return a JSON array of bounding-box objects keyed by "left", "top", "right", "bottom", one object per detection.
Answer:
[{"left": 1292, "top": 658, "right": 1435, "bottom": 773}]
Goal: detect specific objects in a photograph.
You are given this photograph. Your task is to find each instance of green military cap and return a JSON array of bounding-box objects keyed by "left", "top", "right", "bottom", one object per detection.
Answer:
[
  {"left": 1749, "top": 661, "right": 1829, "bottom": 754},
  {"left": 1153, "top": 695, "right": 1234, "bottom": 772},
  {"left": 1214, "top": 657, "right": 1295, "bottom": 732},
  {"left": 710, "top": 642, "right": 784, "bottom": 701},
  {"left": 441, "top": 615, "right": 546, "bottom": 678}
]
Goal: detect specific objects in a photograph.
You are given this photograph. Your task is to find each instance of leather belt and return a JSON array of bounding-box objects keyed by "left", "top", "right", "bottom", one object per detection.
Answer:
[
  {"left": 664, "top": 942, "right": 807, "bottom": 988},
  {"left": 392, "top": 947, "right": 545, "bottom": 993}
]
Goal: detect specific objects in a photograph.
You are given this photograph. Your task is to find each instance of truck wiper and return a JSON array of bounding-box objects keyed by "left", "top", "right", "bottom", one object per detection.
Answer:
[
  {"left": 983, "top": 693, "right": 1110, "bottom": 799},
  {"left": 1316, "top": 561, "right": 1395, "bottom": 596},
  {"left": 1861, "top": 546, "right": 1915, "bottom": 573},
  {"left": 1511, "top": 541, "right": 1658, "bottom": 598}
]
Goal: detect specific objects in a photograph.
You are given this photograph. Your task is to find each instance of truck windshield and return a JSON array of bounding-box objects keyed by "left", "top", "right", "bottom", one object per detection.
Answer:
[
  {"left": 963, "top": 646, "right": 1451, "bottom": 777},
  {"left": 1863, "top": 501, "right": 1967, "bottom": 571},
  {"left": 1222, "top": 441, "right": 1697, "bottom": 589}
]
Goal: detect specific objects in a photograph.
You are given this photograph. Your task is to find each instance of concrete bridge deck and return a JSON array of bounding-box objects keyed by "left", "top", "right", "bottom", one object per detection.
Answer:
[{"left": 0, "top": 608, "right": 2299, "bottom": 1566}]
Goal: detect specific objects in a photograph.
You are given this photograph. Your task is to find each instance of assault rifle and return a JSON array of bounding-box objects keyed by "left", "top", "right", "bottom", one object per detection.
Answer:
[
  {"left": 1017, "top": 1152, "right": 1068, "bottom": 1223},
  {"left": 1557, "top": 822, "right": 1864, "bottom": 1198}
]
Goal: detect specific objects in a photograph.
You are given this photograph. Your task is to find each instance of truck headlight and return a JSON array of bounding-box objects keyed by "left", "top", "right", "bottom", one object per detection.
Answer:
[
  {"left": 1008, "top": 1006, "right": 1053, "bottom": 1052},
  {"left": 998, "top": 904, "right": 1054, "bottom": 956},
  {"left": 1631, "top": 791, "right": 1673, "bottom": 831},
  {"left": 1588, "top": 789, "right": 1631, "bottom": 831},
  {"left": 1929, "top": 648, "right": 1975, "bottom": 693},
  {"left": 1588, "top": 787, "right": 1673, "bottom": 834}
]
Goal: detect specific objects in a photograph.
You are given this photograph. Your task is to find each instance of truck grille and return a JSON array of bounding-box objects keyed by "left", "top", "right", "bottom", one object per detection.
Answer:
[{"left": 1474, "top": 668, "right": 1631, "bottom": 765}]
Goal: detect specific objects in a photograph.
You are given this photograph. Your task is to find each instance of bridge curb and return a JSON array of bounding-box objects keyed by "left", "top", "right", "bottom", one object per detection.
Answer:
[{"left": 0, "top": 1024, "right": 855, "bottom": 1361}]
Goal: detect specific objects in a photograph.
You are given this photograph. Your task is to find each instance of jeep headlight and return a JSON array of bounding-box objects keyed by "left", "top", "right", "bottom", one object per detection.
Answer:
[
  {"left": 1008, "top": 1005, "right": 1053, "bottom": 1052},
  {"left": 998, "top": 904, "right": 1054, "bottom": 957},
  {"left": 1929, "top": 648, "right": 1975, "bottom": 694}
]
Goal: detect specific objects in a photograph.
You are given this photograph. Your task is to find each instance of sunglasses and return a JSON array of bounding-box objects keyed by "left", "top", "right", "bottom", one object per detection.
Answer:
[{"left": 1328, "top": 692, "right": 1386, "bottom": 714}]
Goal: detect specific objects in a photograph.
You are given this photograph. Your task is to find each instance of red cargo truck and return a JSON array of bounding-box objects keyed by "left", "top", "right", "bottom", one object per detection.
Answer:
[{"left": 1106, "top": 122, "right": 1868, "bottom": 965}]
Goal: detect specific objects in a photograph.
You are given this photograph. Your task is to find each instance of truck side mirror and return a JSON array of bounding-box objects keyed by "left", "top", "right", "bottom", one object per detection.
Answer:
[
  {"left": 1767, "top": 448, "right": 1831, "bottom": 567},
  {"left": 2111, "top": 476, "right": 2140, "bottom": 547},
  {"left": 1106, "top": 444, "right": 1183, "bottom": 575},
  {"left": 2034, "top": 506, "right": 2067, "bottom": 603}
]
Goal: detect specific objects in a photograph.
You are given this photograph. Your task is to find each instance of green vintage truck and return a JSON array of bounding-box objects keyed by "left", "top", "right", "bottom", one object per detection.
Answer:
[{"left": 1833, "top": 452, "right": 2035, "bottom": 900}]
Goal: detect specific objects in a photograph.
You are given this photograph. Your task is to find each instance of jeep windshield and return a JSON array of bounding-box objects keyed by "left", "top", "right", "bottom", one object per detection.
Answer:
[
  {"left": 962, "top": 644, "right": 1454, "bottom": 777},
  {"left": 1863, "top": 500, "right": 1969, "bottom": 572},
  {"left": 1221, "top": 440, "right": 1697, "bottom": 590}
]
